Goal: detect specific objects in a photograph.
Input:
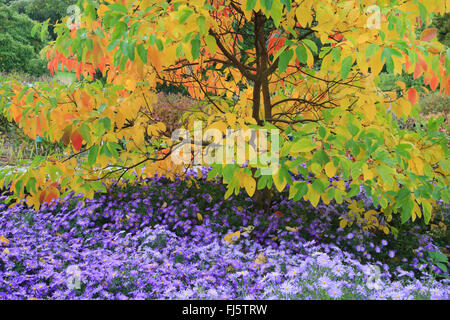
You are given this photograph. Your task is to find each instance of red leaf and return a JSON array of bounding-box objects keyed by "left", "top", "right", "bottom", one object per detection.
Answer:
[
  {"left": 71, "top": 131, "right": 83, "bottom": 152},
  {"left": 274, "top": 211, "right": 284, "bottom": 217},
  {"left": 39, "top": 190, "right": 46, "bottom": 204},
  {"left": 408, "top": 88, "right": 418, "bottom": 105},
  {"left": 267, "top": 31, "right": 286, "bottom": 55},
  {"left": 420, "top": 28, "right": 437, "bottom": 42},
  {"left": 430, "top": 75, "right": 439, "bottom": 91},
  {"left": 44, "top": 190, "right": 58, "bottom": 204}
]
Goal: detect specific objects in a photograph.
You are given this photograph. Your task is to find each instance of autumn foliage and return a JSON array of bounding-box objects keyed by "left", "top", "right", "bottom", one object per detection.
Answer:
[{"left": 0, "top": 0, "right": 449, "bottom": 234}]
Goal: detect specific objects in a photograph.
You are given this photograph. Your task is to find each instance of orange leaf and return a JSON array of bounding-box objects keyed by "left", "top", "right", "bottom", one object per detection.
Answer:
[
  {"left": 420, "top": 28, "right": 437, "bottom": 42},
  {"left": 44, "top": 188, "right": 59, "bottom": 204},
  {"left": 71, "top": 131, "right": 83, "bottom": 152},
  {"left": 430, "top": 75, "right": 439, "bottom": 91},
  {"left": 408, "top": 88, "right": 418, "bottom": 105},
  {"left": 413, "top": 64, "right": 422, "bottom": 80}
]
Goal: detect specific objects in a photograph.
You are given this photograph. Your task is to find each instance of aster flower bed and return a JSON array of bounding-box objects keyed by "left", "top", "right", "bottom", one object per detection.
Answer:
[{"left": 0, "top": 169, "right": 449, "bottom": 300}]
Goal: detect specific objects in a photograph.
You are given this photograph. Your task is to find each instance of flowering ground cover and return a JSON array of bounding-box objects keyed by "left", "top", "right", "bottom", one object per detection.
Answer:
[{"left": 0, "top": 168, "right": 449, "bottom": 300}]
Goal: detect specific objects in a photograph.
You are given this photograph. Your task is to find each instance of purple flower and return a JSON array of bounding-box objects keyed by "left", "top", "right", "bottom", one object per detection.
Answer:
[
  {"left": 318, "top": 276, "right": 332, "bottom": 289},
  {"left": 327, "top": 283, "right": 342, "bottom": 299}
]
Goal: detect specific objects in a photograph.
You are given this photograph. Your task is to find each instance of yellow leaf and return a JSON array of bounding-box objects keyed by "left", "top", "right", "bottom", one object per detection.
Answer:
[
  {"left": 0, "top": 235, "right": 9, "bottom": 245},
  {"left": 243, "top": 175, "right": 256, "bottom": 197},
  {"left": 285, "top": 226, "right": 299, "bottom": 232},
  {"left": 197, "top": 213, "right": 203, "bottom": 221},
  {"left": 2, "top": 248, "right": 10, "bottom": 255},
  {"left": 291, "top": 138, "right": 316, "bottom": 153},
  {"left": 363, "top": 166, "right": 374, "bottom": 181},
  {"left": 296, "top": 7, "right": 313, "bottom": 27},
  {"left": 273, "top": 171, "right": 287, "bottom": 192},
  {"left": 339, "top": 218, "right": 347, "bottom": 229},
  {"left": 225, "top": 113, "right": 237, "bottom": 127},
  {"left": 395, "top": 81, "right": 406, "bottom": 92},
  {"left": 409, "top": 156, "right": 424, "bottom": 175},
  {"left": 324, "top": 162, "right": 337, "bottom": 177},
  {"left": 363, "top": 102, "right": 376, "bottom": 122},
  {"left": 124, "top": 78, "right": 137, "bottom": 91},
  {"left": 254, "top": 252, "right": 268, "bottom": 264},
  {"left": 307, "top": 185, "right": 320, "bottom": 207},
  {"left": 223, "top": 231, "right": 241, "bottom": 244}
]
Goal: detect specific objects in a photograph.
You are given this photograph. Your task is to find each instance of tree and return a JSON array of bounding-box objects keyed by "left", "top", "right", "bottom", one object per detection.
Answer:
[
  {"left": 8, "top": 0, "right": 76, "bottom": 39},
  {"left": 431, "top": 12, "right": 450, "bottom": 47},
  {"left": 0, "top": 0, "right": 448, "bottom": 233},
  {"left": 0, "top": 3, "right": 48, "bottom": 75}
]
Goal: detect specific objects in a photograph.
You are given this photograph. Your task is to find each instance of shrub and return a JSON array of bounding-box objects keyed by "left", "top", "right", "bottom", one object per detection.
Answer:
[
  {"left": 418, "top": 91, "right": 450, "bottom": 119},
  {"left": 8, "top": 0, "right": 75, "bottom": 39},
  {"left": 0, "top": 4, "right": 48, "bottom": 76},
  {"left": 149, "top": 93, "right": 200, "bottom": 136}
]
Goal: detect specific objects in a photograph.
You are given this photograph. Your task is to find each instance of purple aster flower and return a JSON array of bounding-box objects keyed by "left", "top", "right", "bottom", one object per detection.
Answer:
[
  {"left": 327, "top": 283, "right": 342, "bottom": 299},
  {"left": 318, "top": 276, "right": 332, "bottom": 289}
]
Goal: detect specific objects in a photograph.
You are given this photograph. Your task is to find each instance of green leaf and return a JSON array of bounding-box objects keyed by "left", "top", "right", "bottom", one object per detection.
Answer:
[
  {"left": 26, "top": 177, "right": 37, "bottom": 194},
  {"left": 31, "top": 23, "right": 40, "bottom": 37},
  {"left": 436, "top": 262, "right": 448, "bottom": 273},
  {"left": 366, "top": 44, "right": 379, "bottom": 58},
  {"left": 191, "top": 38, "right": 201, "bottom": 60},
  {"left": 346, "top": 183, "right": 360, "bottom": 198},
  {"left": 107, "top": 39, "right": 120, "bottom": 51},
  {"left": 88, "top": 145, "right": 99, "bottom": 166},
  {"left": 262, "top": 0, "right": 274, "bottom": 10},
  {"left": 89, "top": 180, "right": 107, "bottom": 193},
  {"left": 247, "top": 0, "right": 257, "bottom": 10},
  {"left": 422, "top": 200, "right": 432, "bottom": 224},
  {"left": 271, "top": 0, "right": 283, "bottom": 27},
  {"left": 196, "top": 16, "right": 206, "bottom": 34},
  {"left": 295, "top": 45, "right": 307, "bottom": 64},
  {"left": 111, "top": 21, "right": 127, "bottom": 41},
  {"left": 290, "top": 181, "right": 308, "bottom": 201},
  {"left": 136, "top": 44, "right": 147, "bottom": 64},
  {"left": 312, "top": 179, "right": 325, "bottom": 194},
  {"left": 278, "top": 49, "right": 293, "bottom": 73},
  {"left": 331, "top": 47, "right": 341, "bottom": 62},
  {"left": 178, "top": 7, "right": 194, "bottom": 24},
  {"left": 291, "top": 138, "right": 316, "bottom": 153},
  {"left": 78, "top": 123, "right": 91, "bottom": 143},
  {"left": 341, "top": 56, "right": 353, "bottom": 80},
  {"left": 376, "top": 165, "right": 394, "bottom": 186},
  {"left": 400, "top": 199, "right": 414, "bottom": 223},
  {"left": 128, "top": 40, "right": 136, "bottom": 61},
  {"left": 302, "top": 39, "right": 318, "bottom": 55},
  {"left": 108, "top": 2, "right": 128, "bottom": 15},
  {"left": 428, "top": 250, "right": 448, "bottom": 263},
  {"left": 100, "top": 143, "right": 112, "bottom": 157}
]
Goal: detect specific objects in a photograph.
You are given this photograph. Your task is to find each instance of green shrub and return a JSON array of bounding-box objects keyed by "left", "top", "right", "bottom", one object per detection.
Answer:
[
  {"left": 377, "top": 72, "right": 425, "bottom": 93},
  {"left": 0, "top": 4, "right": 48, "bottom": 76},
  {"left": 418, "top": 91, "right": 450, "bottom": 117},
  {"left": 8, "top": 0, "right": 76, "bottom": 40},
  {"left": 431, "top": 13, "right": 450, "bottom": 47}
]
